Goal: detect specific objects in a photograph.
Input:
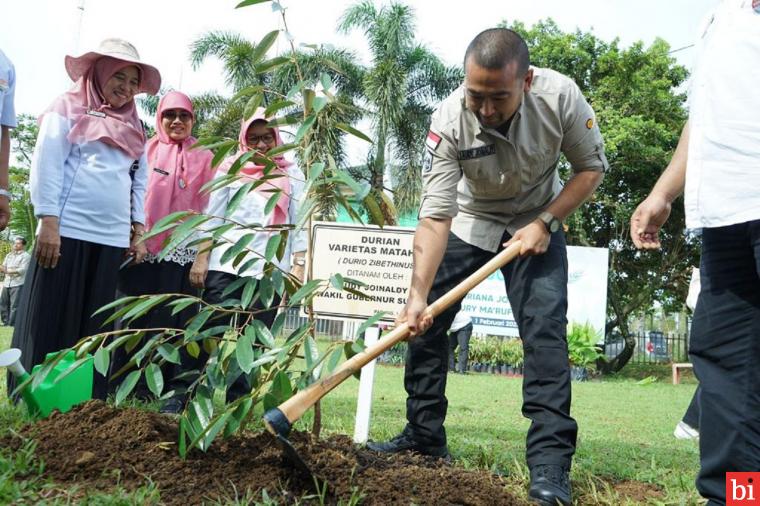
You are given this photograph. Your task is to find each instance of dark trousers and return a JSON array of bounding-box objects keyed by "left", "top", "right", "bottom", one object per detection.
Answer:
[
  {"left": 8, "top": 237, "right": 122, "bottom": 400},
  {"left": 682, "top": 386, "right": 701, "bottom": 429},
  {"left": 199, "top": 270, "right": 281, "bottom": 402},
  {"left": 404, "top": 231, "right": 577, "bottom": 469},
  {"left": 0, "top": 285, "right": 22, "bottom": 326},
  {"left": 448, "top": 322, "right": 473, "bottom": 373},
  {"left": 689, "top": 220, "right": 760, "bottom": 505}
]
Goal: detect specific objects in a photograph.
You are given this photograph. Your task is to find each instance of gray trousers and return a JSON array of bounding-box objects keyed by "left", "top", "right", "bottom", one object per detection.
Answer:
[{"left": 0, "top": 285, "right": 22, "bottom": 326}]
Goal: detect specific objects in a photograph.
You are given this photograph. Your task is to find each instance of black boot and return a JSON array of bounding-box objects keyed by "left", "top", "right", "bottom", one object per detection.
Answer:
[
  {"left": 528, "top": 464, "right": 571, "bottom": 506},
  {"left": 366, "top": 429, "right": 450, "bottom": 461}
]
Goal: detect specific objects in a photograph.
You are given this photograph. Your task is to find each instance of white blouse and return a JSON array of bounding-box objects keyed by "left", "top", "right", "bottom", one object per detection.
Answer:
[
  {"left": 205, "top": 164, "right": 307, "bottom": 278},
  {"left": 31, "top": 112, "right": 147, "bottom": 248}
]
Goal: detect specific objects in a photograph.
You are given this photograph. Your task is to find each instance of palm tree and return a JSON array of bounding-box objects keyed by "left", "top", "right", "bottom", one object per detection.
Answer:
[{"left": 338, "top": 1, "right": 462, "bottom": 222}]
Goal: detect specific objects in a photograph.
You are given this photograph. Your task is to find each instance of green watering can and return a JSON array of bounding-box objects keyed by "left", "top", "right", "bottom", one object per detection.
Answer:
[{"left": 1, "top": 348, "right": 94, "bottom": 418}]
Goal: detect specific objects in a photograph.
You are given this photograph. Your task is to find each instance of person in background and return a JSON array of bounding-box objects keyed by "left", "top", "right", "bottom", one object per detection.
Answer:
[
  {"left": 113, "top": 91, "right": 214, "bottom": 412},
  {"left": 674, "top": 266, "right": 700, "bottom": 440},
  {"left": 187, "top": 107, "right": 306, "bottom": 405},
  {"left": 7, "top": 38, "right": 160, "bottom": 400},
  {"left": 0, "top": 48, "right": 17, "bottom": 231},
  {"left": 0, "top": 237, "right": 31, "bottom": 326},
  {"left": 630, "top": 2, "right": 759, "bottom": 502},
  {"left": 447, "top": 309, "right": 472, "bottom": 374}
]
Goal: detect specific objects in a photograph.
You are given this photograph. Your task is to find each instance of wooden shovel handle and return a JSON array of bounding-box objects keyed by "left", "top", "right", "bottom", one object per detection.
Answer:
[{"left": 274, "top": 240, "right": 523, "bottom": 426}]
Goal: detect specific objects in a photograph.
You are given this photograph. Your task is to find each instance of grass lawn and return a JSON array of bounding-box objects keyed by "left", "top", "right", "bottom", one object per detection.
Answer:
[{"left": 0, "top": 327, "right": 702, "bottom": 504}]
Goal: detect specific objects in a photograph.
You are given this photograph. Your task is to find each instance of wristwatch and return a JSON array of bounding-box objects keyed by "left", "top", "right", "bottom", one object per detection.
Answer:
[
  {"left": 538, "top": 211, "right": 561, "bottom": 234},
  {"left": 294, "top": 256, "right": 306, "bottom": 267},
  {"left": 0, "top": 189, "right": 11, "bottom": 201}
]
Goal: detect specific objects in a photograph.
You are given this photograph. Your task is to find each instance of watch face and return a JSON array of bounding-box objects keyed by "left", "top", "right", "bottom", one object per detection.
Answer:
[{"left": 550, "top": 219, "right": 560, "bottom": 233}]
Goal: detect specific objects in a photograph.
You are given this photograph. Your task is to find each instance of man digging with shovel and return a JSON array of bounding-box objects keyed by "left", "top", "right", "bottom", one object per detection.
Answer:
[{"left": 366, "top": 28, "right": 608, "bottom": 506}]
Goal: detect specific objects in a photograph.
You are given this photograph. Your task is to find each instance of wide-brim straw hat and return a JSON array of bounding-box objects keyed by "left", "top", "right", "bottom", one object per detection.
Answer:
[{"left": 64, "top": 38, "right": 161, "bottom": 95}]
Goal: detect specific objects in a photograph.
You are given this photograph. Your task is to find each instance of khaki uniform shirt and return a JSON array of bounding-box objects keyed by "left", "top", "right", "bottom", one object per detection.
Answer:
[
  {"left": 419, "top": 67, "right": 609, "bottom": 252},
  {"left": 2, "top": 250, "right": 30, "bottom": 288}
]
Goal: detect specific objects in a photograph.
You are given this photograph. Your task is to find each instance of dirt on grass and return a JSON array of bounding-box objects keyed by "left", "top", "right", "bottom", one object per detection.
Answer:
[{"left": 2, "top": 401, "right": 527, "bottom": 505}]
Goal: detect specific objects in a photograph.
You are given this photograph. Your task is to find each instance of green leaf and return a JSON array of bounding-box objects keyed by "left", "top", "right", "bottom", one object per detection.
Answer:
[
  {"left": 225, "top": 182, "right": 255, "bottom": 218},
  {"left": 92, "top": 295, "right": 137, "bottom": 317},
  {"left": 124, "top": 332, "right": 144, "bottom": 353},
  {"left": 320, "top": 73, "right": 332, "bottom": 93},
  {"left": 307, "top": 161, "right": 326, "bottom": 181},
  {"left": 224, "top": 398, "right": 253, "bottom": 437},
  {"left": 231, "top": 85, "right": 266, "bottom": 102},
  {"left": 335, "top": 169, "right": 370, "bottom": 201},
  {"left": 252, "top": 319, "right": 275, "bottom": 348},
  {"left": 186, "top": 341, "right": 201, "bottom": 359},
  {"left": 266, "top": 143, "right": 296, "bottom": 157},
  {"left": 242, "top": 94, "right": 264, "bottom": 122},
  {"left": 312, "top": 96, "right": 328, "bottom": 114},
  {"left": 251, "top": 30, "right": 280, "bottom": 63},
  {"left": 294, "top": 115, "right": 316, "bottom": 143},
  {"left": 325, "top": 347, "right": 343, "bottom": 375},
  {"left": 356, "top": 312, "right": 388, "bottom": 338},
  {"left": 170, "top": 297, "right": 199, "bottom": 316},
  {"left": 236, "top": 332, "right": 255, "bottom": 374},
  {"left": 219, "top": 233, "right": 256, "bottom": 266},
  {"left": 289, "top": 279, "right": 322, "bottom": 306},
  {"left": 264, "top": 99, "right": 295, "bottom": 118},
  {"left": 241, "top": 277, "right": 257, "bottom": 309},
  {"left": 145, "top": 363, "right": 164, "bottom": 398},
  {"left": 263, "top": 192, "right": 282, "bottom": 218},
  {"left": 336, "top": 122, "right": 373, "bottom": 143},
  {"left": 157, "top": 344, "right": 181, "bottom": 365},
  {"left": 264, "top": 234, "right": 282, "bottom": 262},
  {"left": 256, "top": 56, "right": 290, "bottom": 74},
  {"left": 304, "top": 335, "right": 318, "bottom": 370},
  {"left": 270, "top": 312, "right": 286, "bottom": 338},
  {"left": 115, "top": 370, "right": 141, "bottom": 406},
  {"left": 269, "top": 371, "right": 293, "bottom": 404},
  {"left": 235, "top": 0, "right": 271, "bottom": 8},
  {"left": 210, "top": 140, "right": 237, "bottom": 169},
  {"left": 221, "top": 275, "right": 250, "bottom": 299},
  {"left": 259, "top": 276, "right": 274, "bottom": 308},
  {"left": 31, "top": 350, "right": 68, "bottom": 390},
  {"left": 94, "top": 347, "right": 110, "bottom": 377},
  {"left": 52, "top": 357, "right": 92, "bottom": 385},
  {"left": 330, "top": 273, "right": 344, "bottom": 291}
]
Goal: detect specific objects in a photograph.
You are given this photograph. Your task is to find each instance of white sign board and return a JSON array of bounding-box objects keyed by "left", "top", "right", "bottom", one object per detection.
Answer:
[
  {"left": 459, "top": 246, "right": 609, "bottom": 338},
  {"left": 309, "top": 223, "right": 609, "bottom": 339},
  {"left": 308, "top": 222, "right": 414, "bottom": 321}
]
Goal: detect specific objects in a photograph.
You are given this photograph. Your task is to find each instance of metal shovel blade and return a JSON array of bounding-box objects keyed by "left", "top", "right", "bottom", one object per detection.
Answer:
[{"left": 275, "top": 433, "right": 314, "bottom": 479}]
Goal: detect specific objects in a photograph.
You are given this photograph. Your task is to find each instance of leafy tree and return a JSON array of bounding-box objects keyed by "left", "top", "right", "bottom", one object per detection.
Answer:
[
  {"left": 337, "top": 1, "right": 462, "bottom": 222},
  {"left": 8, "top": 114, "right": 38, "bottom": 245},
  {"left": 503, "top": 20, "right": 699, "bottom": 371}
]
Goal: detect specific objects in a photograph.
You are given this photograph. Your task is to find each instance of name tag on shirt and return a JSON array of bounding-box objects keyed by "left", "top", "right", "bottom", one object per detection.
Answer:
[
  {"left": 458, "top": 144, "right": 496, "bottom": 160},
  {"left": 86, "top": 110, "right": 106, "bottom": 118},
  {"left": 153, "top": 168, "right": 169, "bottom": 176}
]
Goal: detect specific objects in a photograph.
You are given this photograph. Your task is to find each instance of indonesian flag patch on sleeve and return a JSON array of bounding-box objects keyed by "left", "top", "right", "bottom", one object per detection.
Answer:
[{"left": 426, "top": 130, "right": 442, "bottom": 151}]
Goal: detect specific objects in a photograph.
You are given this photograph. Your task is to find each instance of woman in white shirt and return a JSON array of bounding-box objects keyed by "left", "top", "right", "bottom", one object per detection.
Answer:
[
  {"left": 187, "top": 107, "right": 306, "bottom": 404},
  {"left": 8, "top": 39, "right": 160, "bottom": 400}
]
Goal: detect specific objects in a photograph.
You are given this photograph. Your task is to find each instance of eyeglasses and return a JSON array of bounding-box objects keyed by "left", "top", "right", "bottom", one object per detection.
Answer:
[
  {"left": 162, "top": 110, "right": 193, "bottom": 122},
  {"left": 246, "top": 133, "right": 276, "bottom": 145}
]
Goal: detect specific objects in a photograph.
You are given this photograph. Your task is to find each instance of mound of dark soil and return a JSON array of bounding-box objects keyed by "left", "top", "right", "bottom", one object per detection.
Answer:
[{"left": 4, "top": 401, "right": 525, "bottom": 505}]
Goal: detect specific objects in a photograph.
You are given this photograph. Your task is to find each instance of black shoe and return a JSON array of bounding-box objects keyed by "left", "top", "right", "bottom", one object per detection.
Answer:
[
  {"left": 528, "top": 465, "right": 571, "bottom": 506},
  {"left": 366, "top": 431, "right": 450, "bottom": 460},
  {"left": 159, "top": 398, "right": 184, "bottom": 416}
]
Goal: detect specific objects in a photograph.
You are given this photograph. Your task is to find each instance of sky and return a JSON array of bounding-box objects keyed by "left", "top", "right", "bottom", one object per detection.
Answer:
[{"left": 2, "top": 0, "right": 717, "bottom": 163}]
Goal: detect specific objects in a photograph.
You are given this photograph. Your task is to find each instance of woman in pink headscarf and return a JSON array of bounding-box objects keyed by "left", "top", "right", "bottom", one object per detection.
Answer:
[
  {"left": 184, "top": 107, "right": 307, "bottom": 406},
  {"left": 113, "top": 91, "right": 214, "bottom": 408},
  {"left": 8, "top": 39, "right": 160, "bottom": 400}
]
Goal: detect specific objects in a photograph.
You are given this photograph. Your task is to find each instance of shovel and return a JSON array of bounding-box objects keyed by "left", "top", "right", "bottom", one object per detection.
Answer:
[{"left": 263, "top": 240, "right": 523, "bottom": 476}]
